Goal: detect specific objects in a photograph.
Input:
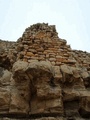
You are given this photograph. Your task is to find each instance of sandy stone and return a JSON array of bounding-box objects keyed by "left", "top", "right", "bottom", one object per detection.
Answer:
[
  {"left": 49, "top": 58, "right": 56, "bottom": 62},
  {"left": 0, "top": 23, "right": 90, "bottom": 120},
  {"left": 26, "top": 52, "right": 34, "bottom": 56}
]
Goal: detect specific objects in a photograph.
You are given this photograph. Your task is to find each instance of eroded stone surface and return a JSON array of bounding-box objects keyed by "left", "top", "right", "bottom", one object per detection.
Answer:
[{"left": 0, "top": 23, "right": 90, "bottom": 120}]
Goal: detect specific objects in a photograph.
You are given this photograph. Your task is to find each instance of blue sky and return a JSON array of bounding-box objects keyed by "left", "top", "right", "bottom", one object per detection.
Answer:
[{"left": 0, "top": 0, "right": 90, "bottom": 52}]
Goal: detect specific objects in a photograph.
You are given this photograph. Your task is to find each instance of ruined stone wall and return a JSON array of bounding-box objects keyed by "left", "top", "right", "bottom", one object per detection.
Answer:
[
  {"left": 16, "top": 23, "right": 76, "bottom": 66},
  {"left": 0, "top": 23, "right": 90, "bottom": 120},
  {"left": 0, "top": 40, "right": 17, "bottom": 69},
  {"left": 0, "top": 23, "right": 90, "bottom": 70},
  {"left": 72, "top": 50, "right": 90, "bottom": 68}
]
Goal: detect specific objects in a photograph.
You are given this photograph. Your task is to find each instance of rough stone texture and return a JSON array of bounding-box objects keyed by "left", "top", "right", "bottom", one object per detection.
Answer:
[{"left": 0, "top": 23, "right": 90, "bottom": 120}]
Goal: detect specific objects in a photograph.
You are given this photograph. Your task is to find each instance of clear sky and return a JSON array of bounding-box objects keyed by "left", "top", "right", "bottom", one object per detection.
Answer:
[{"left": 0, "top": 0, "right": 90, "bottom": 52}]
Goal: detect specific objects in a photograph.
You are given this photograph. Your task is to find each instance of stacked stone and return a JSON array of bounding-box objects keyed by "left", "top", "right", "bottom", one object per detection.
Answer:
[
  {"left": 1, "top": 23, "right": 90, "bottom": 71},
  {"left": 0, "top": 39, "right": 16, "bottom": 52},
  {"left": 72, "top": 50, "right": 90, "bottom": 70},
  {"left": 1, "top": 23, "right": 90, "bottom": 120},
  {"left": 0, "top": 40, "right": 17, "bottom": 69},
  {"left": 17, "top": 23, "right": 76, "bottom": 66}
]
